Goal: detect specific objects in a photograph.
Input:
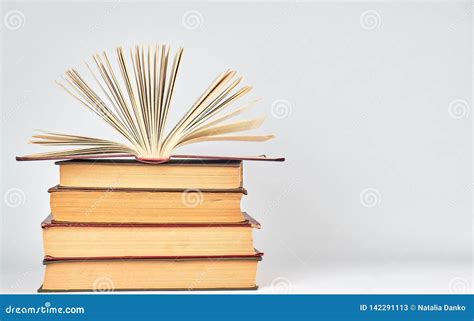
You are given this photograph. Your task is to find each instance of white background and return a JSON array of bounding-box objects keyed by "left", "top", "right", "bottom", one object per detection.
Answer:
[{"left": 1, "top": 1, "right": 472, "bottom": 294}]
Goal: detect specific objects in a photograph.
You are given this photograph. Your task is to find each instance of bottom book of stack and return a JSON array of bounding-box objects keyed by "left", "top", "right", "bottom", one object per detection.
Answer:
[
  {"left": 40, "top": 253, "right": 263, "bottom": 292},
  {"left": 39, "top": 214, "right": 263, "bottom": 292}
]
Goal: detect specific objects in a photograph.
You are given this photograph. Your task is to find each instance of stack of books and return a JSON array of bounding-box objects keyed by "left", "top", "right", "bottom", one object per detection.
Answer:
[
  {"left": 15, "top": 44, "right": 283, "bottom": 291},
  {"left": 39, "top": 159, "right": 263, "bottom": 292}
]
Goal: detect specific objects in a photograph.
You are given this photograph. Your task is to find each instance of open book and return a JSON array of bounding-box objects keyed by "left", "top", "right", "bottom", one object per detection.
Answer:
[{"left": 17, "top": 45, "right": 282, "bottom": 164}]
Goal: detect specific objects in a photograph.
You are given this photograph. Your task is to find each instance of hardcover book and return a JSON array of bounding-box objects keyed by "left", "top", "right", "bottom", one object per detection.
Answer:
[
  {"left": 49, "top": 185, "right": 246, "bottom": 224},
  {"left": 55, "top": 159, "right": 244, "bottom": 189},
  {"left": 17, "top": 45, "right": 280, "bottom": 164},
  {"left": 40, "top": 252, "right": 263, "bottom": 292},
  {"left": 41, "top": 214, "right": 260, "bottom": 257}
]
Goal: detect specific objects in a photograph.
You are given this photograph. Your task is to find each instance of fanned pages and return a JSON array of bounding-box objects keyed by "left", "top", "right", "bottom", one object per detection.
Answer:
[{"left": 19, "top": 45, "right": 276, "bottom": 163}]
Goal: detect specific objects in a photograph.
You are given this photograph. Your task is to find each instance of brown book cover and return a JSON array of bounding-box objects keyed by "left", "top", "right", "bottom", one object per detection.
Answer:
[
  {"left": 43, "top": 251, "right": 264, "bottom": 264},
  {"left": 38, "top": 286, "right": 259, "bottom": 292},
  {"left": 16, "top": 154, "right": 285, "bottom": 163},
  {"left": 54, "top": 158, "right": 244, "bottom": 166},
  {"left": 42, "top": 212, "right": 260, "bottom": 228},
  {"left": 48, "top": 184, "right": 247, "bottom": 194}
]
